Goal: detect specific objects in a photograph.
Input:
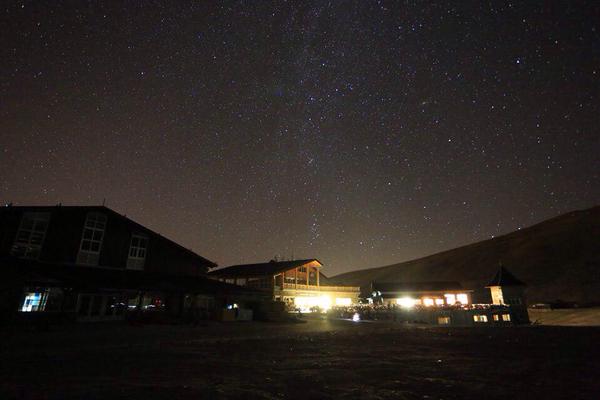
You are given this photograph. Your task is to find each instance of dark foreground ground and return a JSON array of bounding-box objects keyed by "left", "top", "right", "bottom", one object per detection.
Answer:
[{"left": 1, "top": 318, "right": 599, "bottom": 400}]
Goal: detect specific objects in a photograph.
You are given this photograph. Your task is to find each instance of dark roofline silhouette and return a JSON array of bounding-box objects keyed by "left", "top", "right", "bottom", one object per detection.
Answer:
[
  {"left": 371, "top": 281, "right": 467, "bottom": 293},
  {"left": 486, "top": 266, "right": 526, "bottom": 287},
  {"left": 2, "top": 204, "right": 217, "bottom": 268},
  {"left": 208, "top": 259, "right": 322, "bottom": 277}
]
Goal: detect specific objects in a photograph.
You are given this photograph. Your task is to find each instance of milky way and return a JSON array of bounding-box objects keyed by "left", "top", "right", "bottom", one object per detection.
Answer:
[{"left": 1, "top": 1, "right": 599, "bottom": 274}]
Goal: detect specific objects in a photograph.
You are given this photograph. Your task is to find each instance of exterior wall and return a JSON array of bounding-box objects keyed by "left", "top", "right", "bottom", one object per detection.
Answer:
[
  {"left": 214, "top": 266, "right": 360, "bottom": 310},
  {"left": 499, "top": 286, "right": 526, "bottom": 305},
  {"left": 489, "top": 286, "right": 504, "bottom": 304},
  {"left": 332, "top": 305, "right": 530, "bottom": 326}
]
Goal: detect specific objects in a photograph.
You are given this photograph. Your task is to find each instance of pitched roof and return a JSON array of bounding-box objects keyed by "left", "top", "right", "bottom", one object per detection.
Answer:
[
  {"left": 371, "top": 281, "right": 465, "bottom": 293},
  {"left": 208, "top": 259, "right": 322, "bottom": 278},
  {"left": 486, "top": 266, "right": 526, "bottom": 287},
  {"left": 1, "top": 205, "right": 216, "bottom": 268}
]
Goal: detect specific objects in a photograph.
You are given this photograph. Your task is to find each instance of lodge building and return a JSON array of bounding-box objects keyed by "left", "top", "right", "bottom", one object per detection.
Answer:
[
  {"left": 367, "top": 281, "right": 473, "bottom": 307},
  {"left": 209, "top": 259, "right": 361, "bottom": 311},
  {"left": 0, "top": 204, "right": 530, "bottom": 326},
  {"left": 0, "top": 205, "right": 265, "bottom": 322},
  {"left": 355, "top": 268, "right": 529, "bottom": 325}
]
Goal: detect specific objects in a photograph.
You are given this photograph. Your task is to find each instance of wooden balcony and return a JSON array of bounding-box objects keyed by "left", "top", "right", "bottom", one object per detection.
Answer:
[{"left": 281, "top": 283, "right": 360, "bottom": 293}]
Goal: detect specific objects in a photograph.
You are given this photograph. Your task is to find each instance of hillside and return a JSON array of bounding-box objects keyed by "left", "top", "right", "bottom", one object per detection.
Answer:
[{"left": 329, "top": 206, "right": 600, "bottom": 304}]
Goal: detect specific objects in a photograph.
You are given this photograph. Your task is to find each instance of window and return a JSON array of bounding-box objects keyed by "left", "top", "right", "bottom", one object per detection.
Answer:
[
  {"left": 247, "top": 277, "right": 271, "bottom": 289},
  {"left": 11, "top": 212, "right": 50, "bottom": 259},
  {"left": 493, "top": 314, "right": 500, "bottom": 321},
  {"left": 423, "top": 298, "right": 435, "bottom": 307},
  {"left": 77, "top": 212, "right": 107, "bottom": 266},
  {"left": 456, "top": 293, "right": 469, "bottom": 304},
  {"left": 444, "top": 294, "right": 456, "bottom": 305},
  {"left": 473, "top": 315, "right": 488, "bottom": 322},
  {"left": 21, "top": 292, "right": 48, "bottom": 312},
  {"left": 437, "top": 316, "right": 451, "bottom": 325},
  {"left": 502, "top": 314, "right": 511, "bottom": 322},
  {"left": 127, "top": 233, "right": 148, "bottom": 270}
]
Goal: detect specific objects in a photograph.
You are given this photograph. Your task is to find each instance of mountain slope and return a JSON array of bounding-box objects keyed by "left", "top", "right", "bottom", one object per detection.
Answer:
[{"left": 329, "top": 206, "right": 600, "bottom": 304}]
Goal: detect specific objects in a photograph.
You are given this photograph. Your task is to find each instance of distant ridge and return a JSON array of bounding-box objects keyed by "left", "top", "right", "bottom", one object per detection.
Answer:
[{"left": 329, "top": 206, "right": 600, "bottom": 304}]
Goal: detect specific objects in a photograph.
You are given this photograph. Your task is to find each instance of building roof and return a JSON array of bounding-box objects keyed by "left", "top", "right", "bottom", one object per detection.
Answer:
[
  {"left": 371, "top": 281, "right": 466, "bottom": 294},
  {"left": 1, "top": 205, "right": 216, "bottom": 268},
  {"left": 486, "top": 266, "right": 526, "bottom": 287},
  {"left": 208, "top": 259, "right": 322, "bottom": 278}
]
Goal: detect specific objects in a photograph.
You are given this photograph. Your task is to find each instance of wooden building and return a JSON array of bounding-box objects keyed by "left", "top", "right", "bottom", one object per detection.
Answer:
[
  {"left": 209, "top": 259, "right": 360, "bottom": 311},
  {"left": 0, "top": 205, "right": 264, "bottom": 322}
]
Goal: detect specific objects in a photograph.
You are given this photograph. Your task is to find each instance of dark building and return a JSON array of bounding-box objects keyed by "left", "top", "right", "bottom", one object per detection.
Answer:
[{"left": 0, "top": 205, "right": 264, "bottom": 322}]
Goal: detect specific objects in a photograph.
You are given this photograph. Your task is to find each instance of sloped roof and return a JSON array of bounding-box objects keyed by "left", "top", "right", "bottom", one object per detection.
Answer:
[
  {"left": 486, "top": 266, "right": 526, "bottom": 287},
  {"left": 1, "top": 205, "right": 216, "bottom": 268},
  {"left": 208, "top": 259, "right": 322, "bottom": 278},
  {"left": 371, "top": 281, "right": 465, "bottom": 293}
]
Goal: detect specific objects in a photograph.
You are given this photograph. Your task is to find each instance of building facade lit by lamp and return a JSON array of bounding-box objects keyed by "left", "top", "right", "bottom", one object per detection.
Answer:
[
  {"left": 369, "top": 281, "right": 472, "bottom": 307},
  {"left": 209, "top": 259, "right": 360, "bottom": 312}
]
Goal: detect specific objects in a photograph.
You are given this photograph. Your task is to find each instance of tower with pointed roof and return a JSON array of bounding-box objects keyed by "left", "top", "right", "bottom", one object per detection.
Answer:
[{"left": 485, "top": 265, "right": 526, "bottom": 306}]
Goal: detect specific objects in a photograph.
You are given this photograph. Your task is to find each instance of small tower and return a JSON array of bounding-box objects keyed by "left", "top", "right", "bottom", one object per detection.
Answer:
[{"left": 485, "top": 265, "right": 526, "bottom": 306}]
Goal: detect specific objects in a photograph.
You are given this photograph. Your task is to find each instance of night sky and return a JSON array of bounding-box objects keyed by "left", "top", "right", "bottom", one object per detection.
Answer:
[{"left": 1, "top": 1, "right": 599, "bottom": 275}]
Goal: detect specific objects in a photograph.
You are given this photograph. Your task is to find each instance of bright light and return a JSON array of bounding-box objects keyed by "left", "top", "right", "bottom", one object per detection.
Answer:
[
  {"left": 21, "top": 292, "right": 45, "bottom": 312},
  {"left": 294, "top": 295, "right": 332, "bottom": 312},
  {"left": 423, "top": 298, "right": 434, "bottom": 307},
  {"left": 352, "top": 313, "right": 361, "bottom": 322},
  {"left": 335, "top": 297, "right": 352, "bottom": 306},
  {"left": 473, "top": 315, "right": 488, "bottom": 322},
  {"left": 444, "top": 294, "right": 456, "bottom": 305},
  {"left": 435, "top": 298, "right": 444, "bottom": 306},
  {"left": 396, "top": 297, "right": 417, "bottom": 308},
  {"left": 457, "top": 293, "right": 469, "bottom": 304}
]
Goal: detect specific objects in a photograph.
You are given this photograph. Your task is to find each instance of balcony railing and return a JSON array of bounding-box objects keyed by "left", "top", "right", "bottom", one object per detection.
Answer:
[{"left": 281, "top": 283, "right": 360, "bottom": 293}]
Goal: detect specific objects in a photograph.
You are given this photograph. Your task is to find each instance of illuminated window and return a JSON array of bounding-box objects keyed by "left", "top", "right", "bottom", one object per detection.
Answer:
[
  {"left": 11, "top": 212, "right": 50, "bottom": 259},
  {"left": 295, "top": 296, "right": 332, "bottom": 312},
  {"left": 77, "top": 212, "right": 107, "bottom": 266},
  {"left": 127, "top": 233, "right": 148, "bottom": 270},
  {"left": 435, "top": 298, "right": 445, "bottom": 306},
  {"left": 456, "top": 293, "right": 469, "bottom": 304},
  {"left": 21, "top": 292, "right": 48, "bottom": 312},
  {"left": 396, "top": 297, "right": 417, "bottom": 308},
  {"left": 473, "top": 315, "right": 488, "bottom": 322},
  {"left": 493, "top": 314, "right": 500, "bottom": 321},
  {"left": 423, "top": 298, "right": 434, "bottom": 307},
  {"left": 444, "top": 294, "right": 456, "bottom": 305},
  {"left": 437, "top": 316, "right": 451, "bottom": 325},
  {"left": 502, "top": 314, "right": 511, "bottom": 321}
]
